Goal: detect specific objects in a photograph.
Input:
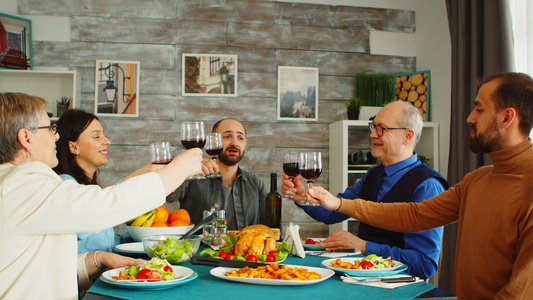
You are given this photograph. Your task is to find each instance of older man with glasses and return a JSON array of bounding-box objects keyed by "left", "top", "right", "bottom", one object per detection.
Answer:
[{"left": 282, "top": 100, "right": 448, "bottom": 280}]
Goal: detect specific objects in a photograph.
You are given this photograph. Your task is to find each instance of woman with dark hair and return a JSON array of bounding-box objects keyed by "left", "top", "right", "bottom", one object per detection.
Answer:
[
  {"left": 54, "top": 109, "right": 155, "bottom": 254},
  {"left": 54, "top": 109, "right": 102, "bottom": 185}
]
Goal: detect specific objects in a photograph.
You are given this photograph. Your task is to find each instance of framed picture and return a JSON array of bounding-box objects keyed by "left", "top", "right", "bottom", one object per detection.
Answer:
[
  {"left": 277, "top": 66, "right": 319, "bottom": 121},
  {"left": 0, "top": 13, "right": 32, "bottom": 70},
  {"left": 94, "top": 60, "right": 140, "bottom": 117},
  {"left": 393, "top": 70, "right": 430, "bottom": 121},
  {"left": 182, "top": 53, "right": 237, "bottom": 96}
]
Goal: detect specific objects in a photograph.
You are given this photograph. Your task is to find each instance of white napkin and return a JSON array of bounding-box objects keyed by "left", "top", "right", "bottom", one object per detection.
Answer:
[
  {"left": 283, "top": 223, "right": 305, "bottom": 258},
  {"left": 341, "top": 274, "right": 423, "bottom": 289}
]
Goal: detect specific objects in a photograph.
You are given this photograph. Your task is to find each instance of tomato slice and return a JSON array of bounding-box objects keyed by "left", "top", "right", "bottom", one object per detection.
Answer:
[
  {"left": 268, "top": 250, "right": 278, "bottom": 255},
  {"left": 218, "top": 251, "right": 228, "bottom": 259},
  {"left": 304, "top": 238, "right": 316, "bottom": 244},
  {"left": 361, "top": 260, "right": 374, "bottom": 270},
  {"left": 163, "top": 266, "right": 173, "bottom": 273}
]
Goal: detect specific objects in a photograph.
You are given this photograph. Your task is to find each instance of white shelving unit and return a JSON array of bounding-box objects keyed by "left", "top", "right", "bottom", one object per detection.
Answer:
[
  {"left": 0, "top": 69, "right": 80, "bottom": 120},
  {"left": 328, "top": 120, "right": 439, "bottom": 234}
]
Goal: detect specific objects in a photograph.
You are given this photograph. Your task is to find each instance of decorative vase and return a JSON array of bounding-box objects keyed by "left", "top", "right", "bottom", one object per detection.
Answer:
[{"left": 347, "top": 110, "right": 359, "bottom": 120}]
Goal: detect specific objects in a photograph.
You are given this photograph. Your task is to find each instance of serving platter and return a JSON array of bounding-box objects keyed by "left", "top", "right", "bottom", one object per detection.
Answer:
[
  {"left": 210, "top": 265, "right": 334, "bottom": 286},
  {"left": 101, "top": 265, "right": 196, "bottom": 290}
]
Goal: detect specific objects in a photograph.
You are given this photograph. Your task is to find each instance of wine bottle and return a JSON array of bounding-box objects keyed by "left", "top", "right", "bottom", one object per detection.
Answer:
[{"left": 266, "top": 172, "right": 282, "bottom": 230}]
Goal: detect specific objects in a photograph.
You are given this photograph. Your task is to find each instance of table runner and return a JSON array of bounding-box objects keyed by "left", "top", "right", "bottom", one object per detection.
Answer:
[{"left": 88, "top": 250, "right": 435, "bottom": 300}]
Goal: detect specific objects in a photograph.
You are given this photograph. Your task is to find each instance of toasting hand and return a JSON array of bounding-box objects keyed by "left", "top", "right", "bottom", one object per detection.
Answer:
[{"left": 305, "top": 186, "right": 342, "bottom": 211}]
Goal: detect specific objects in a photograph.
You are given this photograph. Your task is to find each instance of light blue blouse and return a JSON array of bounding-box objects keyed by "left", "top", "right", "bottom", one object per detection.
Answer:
[{"left": 59, "top": 174, "right": 120, "bottom": 253}]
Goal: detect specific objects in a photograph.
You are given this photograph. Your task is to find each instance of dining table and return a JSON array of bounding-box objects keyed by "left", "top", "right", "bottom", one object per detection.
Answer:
[{"left": 83, "top": 245, "right": 457, "bottom": 300}]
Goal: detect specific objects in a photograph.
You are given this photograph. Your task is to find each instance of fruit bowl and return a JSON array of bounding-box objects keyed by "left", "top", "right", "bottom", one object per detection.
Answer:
[
  {"left": 127, "top": 225, "right": 194, "bottom": 242},
  {"left": 142, "top": 235, "right": 202, "bottom": 264}
]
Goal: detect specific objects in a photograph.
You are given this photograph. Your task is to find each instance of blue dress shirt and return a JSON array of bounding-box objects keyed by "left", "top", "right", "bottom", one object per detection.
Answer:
[{"left": 299, "top": 153, "right": 446, "bottom": 279}]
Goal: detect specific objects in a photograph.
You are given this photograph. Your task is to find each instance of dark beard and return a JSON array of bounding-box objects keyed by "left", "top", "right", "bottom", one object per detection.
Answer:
[
  {"left": 468, "top": 120, "right": 503, "bottom": 153},
  {"left": 217, "top": 149, "right": 245, "bottom": 166}
]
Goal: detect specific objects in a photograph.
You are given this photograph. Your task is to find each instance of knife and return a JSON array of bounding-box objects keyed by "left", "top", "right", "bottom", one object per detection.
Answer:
[
  {"left": 348, "top": 276, "right": 416, "bottom": 283},
  {"left": 191, "top": 255, "right": 269, "bottom": 268}
]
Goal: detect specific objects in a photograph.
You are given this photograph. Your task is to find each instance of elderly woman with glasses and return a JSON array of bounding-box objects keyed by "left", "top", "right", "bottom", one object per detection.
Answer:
[{"left": 0, "top": 92, "right": 204, "bottom": 299}]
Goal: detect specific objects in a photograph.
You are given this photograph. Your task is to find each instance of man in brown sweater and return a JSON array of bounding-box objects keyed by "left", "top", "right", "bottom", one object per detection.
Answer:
[{"left": 307, "top": 72, "right": 533, "bottom": 299}]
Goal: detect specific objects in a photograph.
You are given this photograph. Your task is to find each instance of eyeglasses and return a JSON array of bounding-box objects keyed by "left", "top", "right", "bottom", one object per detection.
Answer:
[
  {"left": 368, "top": 122, "right": 408, "bottom": 137},
  {"left": 27, "top": 125, "right": 58, "bottom": 135}
]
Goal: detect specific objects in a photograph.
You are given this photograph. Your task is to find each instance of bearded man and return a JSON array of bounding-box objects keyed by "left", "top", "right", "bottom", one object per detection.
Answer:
[{"left": 168, "top": 118, "right": 268, "bottom": 230}]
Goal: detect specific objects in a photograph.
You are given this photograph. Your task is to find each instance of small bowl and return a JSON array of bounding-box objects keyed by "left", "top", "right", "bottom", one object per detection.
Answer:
[
  {"left": 142, "top": 235, "right": 202, "bottom": 264},
  {"left": 126, "top": 225, "right": 194, "bottom": 242}
]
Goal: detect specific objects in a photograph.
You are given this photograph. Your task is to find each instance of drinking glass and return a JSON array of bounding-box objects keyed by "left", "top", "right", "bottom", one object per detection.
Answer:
[
  {"left": 283, "top": 153, "right": 299, "bottom": 197},
  {"left": 181, "top": 121, "right": 206, "bottom": 179},
  {"left": 205, "top": 133, "right": 223, "bottom": 178},
  {"left": 149, "top": 141, "right": 172, "bottom": 165},
  {"left": 299, "top": 152, "right": 322, "bottom": 206}
]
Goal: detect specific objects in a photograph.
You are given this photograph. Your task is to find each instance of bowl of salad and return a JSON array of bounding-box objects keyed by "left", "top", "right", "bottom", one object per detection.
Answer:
[{"left": 143, "top": 235, "right": 202, "bottom": 264}]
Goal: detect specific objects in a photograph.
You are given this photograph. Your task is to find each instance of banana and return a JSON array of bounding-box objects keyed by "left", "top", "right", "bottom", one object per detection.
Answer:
[
  {"left": 130, "top": 210, "right": 155, "bottom": 227},
  {"left": 142, "top": 209, "right": 157, "bottom": 227}
]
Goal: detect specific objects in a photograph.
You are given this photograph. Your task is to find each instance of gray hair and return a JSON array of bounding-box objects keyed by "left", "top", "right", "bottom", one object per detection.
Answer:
[
  {"left": 0, "top": 92, "right": 45, "bottom": 163},
  {"left": 395, "top": 100, "right": 423, "bottom": 148}
]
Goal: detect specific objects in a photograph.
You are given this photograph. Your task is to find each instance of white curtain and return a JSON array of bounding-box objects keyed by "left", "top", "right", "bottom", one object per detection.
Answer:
[{"left": 509, "top": 0, "right": 533, "bottom": 138}]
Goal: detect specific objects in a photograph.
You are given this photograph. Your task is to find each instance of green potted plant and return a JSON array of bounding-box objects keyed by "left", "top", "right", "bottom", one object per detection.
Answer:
[{"left": 346, "top": 97, "right": 364, "bottom": 120}]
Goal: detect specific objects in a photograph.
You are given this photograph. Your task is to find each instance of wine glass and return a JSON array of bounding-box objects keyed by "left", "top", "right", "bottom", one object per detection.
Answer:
[
  {"left": 299, "top": 152, "right": 322, "bottom": 206},
  {"left": 283, "top": 153, "right": 299, "bottom": 197},
  {"left": 149, "top": 141, "right": 172, "bottom": 165},
  {"left": 205, "top": 133, "right": 223, "bottom": 178},
  {"left": 181, "top": 121, "right": 206, "bottom": 179}
]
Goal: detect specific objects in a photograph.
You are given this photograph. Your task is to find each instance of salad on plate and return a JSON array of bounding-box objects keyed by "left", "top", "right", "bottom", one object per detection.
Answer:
[{"left": 112, "top": 257, "right": 176, "bottom": 281}]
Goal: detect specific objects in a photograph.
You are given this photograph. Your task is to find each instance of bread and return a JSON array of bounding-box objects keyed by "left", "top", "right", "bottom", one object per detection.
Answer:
[{"left": 232, "top": 225, "right": 277, "bottom": 257}]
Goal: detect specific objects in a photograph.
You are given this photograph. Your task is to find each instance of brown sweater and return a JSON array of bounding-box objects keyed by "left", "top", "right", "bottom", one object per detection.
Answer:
[{"left": 339, "top": 139, "right": 533, "bottom": 300}]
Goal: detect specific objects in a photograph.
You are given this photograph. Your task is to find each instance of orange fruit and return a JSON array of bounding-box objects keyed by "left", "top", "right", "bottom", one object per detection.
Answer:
[
  {"left": 153, "top": 207, "right": 171, "bottom": 224},
  {"left": 151, "top": 222, "right": 168, "bottom": 227},
  {"left": 169, "top": 209, "right": 190, "bottom": 225},
  {"left": 170, "top": 219, "right": 190, "bottom": 227}
]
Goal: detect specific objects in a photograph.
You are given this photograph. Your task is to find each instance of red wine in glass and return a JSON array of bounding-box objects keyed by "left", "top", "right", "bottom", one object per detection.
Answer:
[
  {"left": 205, "top": 133, "right": 223, "bottom": 178},
  {"left": 206, "top": 148, "right": 223, "bottom": 156},
  {"left": 283, "top": 162, "right": 300, "bottom": 177},
  {"left": 152, "top": 159, "right": 171, "bottom": 165},
  {"left": 299, "top": 168, "right": 322, "bottom": 182},
  {"left": 181, "top": 139, "right": 206, "bottom": 149},
  {"left": 299, "top": 152, "right": 322, "bottom": 206},
  {"left": 181, "top": 121, "right": 206, "bottom": 179}
]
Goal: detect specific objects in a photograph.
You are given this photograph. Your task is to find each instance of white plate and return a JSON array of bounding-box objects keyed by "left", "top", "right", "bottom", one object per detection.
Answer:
[
  {"left": 114, "top": 242, "right": 145, "bottom": 254},
  {"left": 302, "top": 238, "right": 326, "bottom": 250},
  {"left": 101, "top": 265, "right": 195, "bottom": 290},
  {"left": 210, "top": 264, "right": 334, "bottom": 286},
  {"left": 321, "top": 257, "right": 405, "bottom": 276}
]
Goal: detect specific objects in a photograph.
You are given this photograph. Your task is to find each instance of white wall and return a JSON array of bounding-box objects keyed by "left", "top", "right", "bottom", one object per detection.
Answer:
[
  {"left": 275, "top": 0, "right": 451, "bottom": 178},
  {"left": 1, "top": 0, "right": 451, "bottom": 178}
]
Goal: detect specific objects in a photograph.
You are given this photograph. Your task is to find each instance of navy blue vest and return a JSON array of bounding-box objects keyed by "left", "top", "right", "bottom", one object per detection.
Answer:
[{"left": 358, "top": 164, "right": 449, "bottom": 248}]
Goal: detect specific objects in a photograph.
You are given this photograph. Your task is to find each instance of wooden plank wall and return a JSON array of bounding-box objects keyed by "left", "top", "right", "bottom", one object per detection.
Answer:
[{"left": 20, "top": 0, "right": 416, "bottom": 236}]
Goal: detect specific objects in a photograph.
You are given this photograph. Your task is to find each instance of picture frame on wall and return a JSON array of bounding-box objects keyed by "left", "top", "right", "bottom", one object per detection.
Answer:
[
  {"left": 0, "top": 13, "right": 32, "bottom": 70},
  {"left": 393, "top": 70, "right": 430, "bottom": 121},
  {"left": 277, "top": 66, "right": 319, "bottom": 122},
  {"left": 182, "top": 53, "right": 237, "bottom": 97},
  {"left": 94, "top": 60, "right": 140, "bottom": 117}
]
